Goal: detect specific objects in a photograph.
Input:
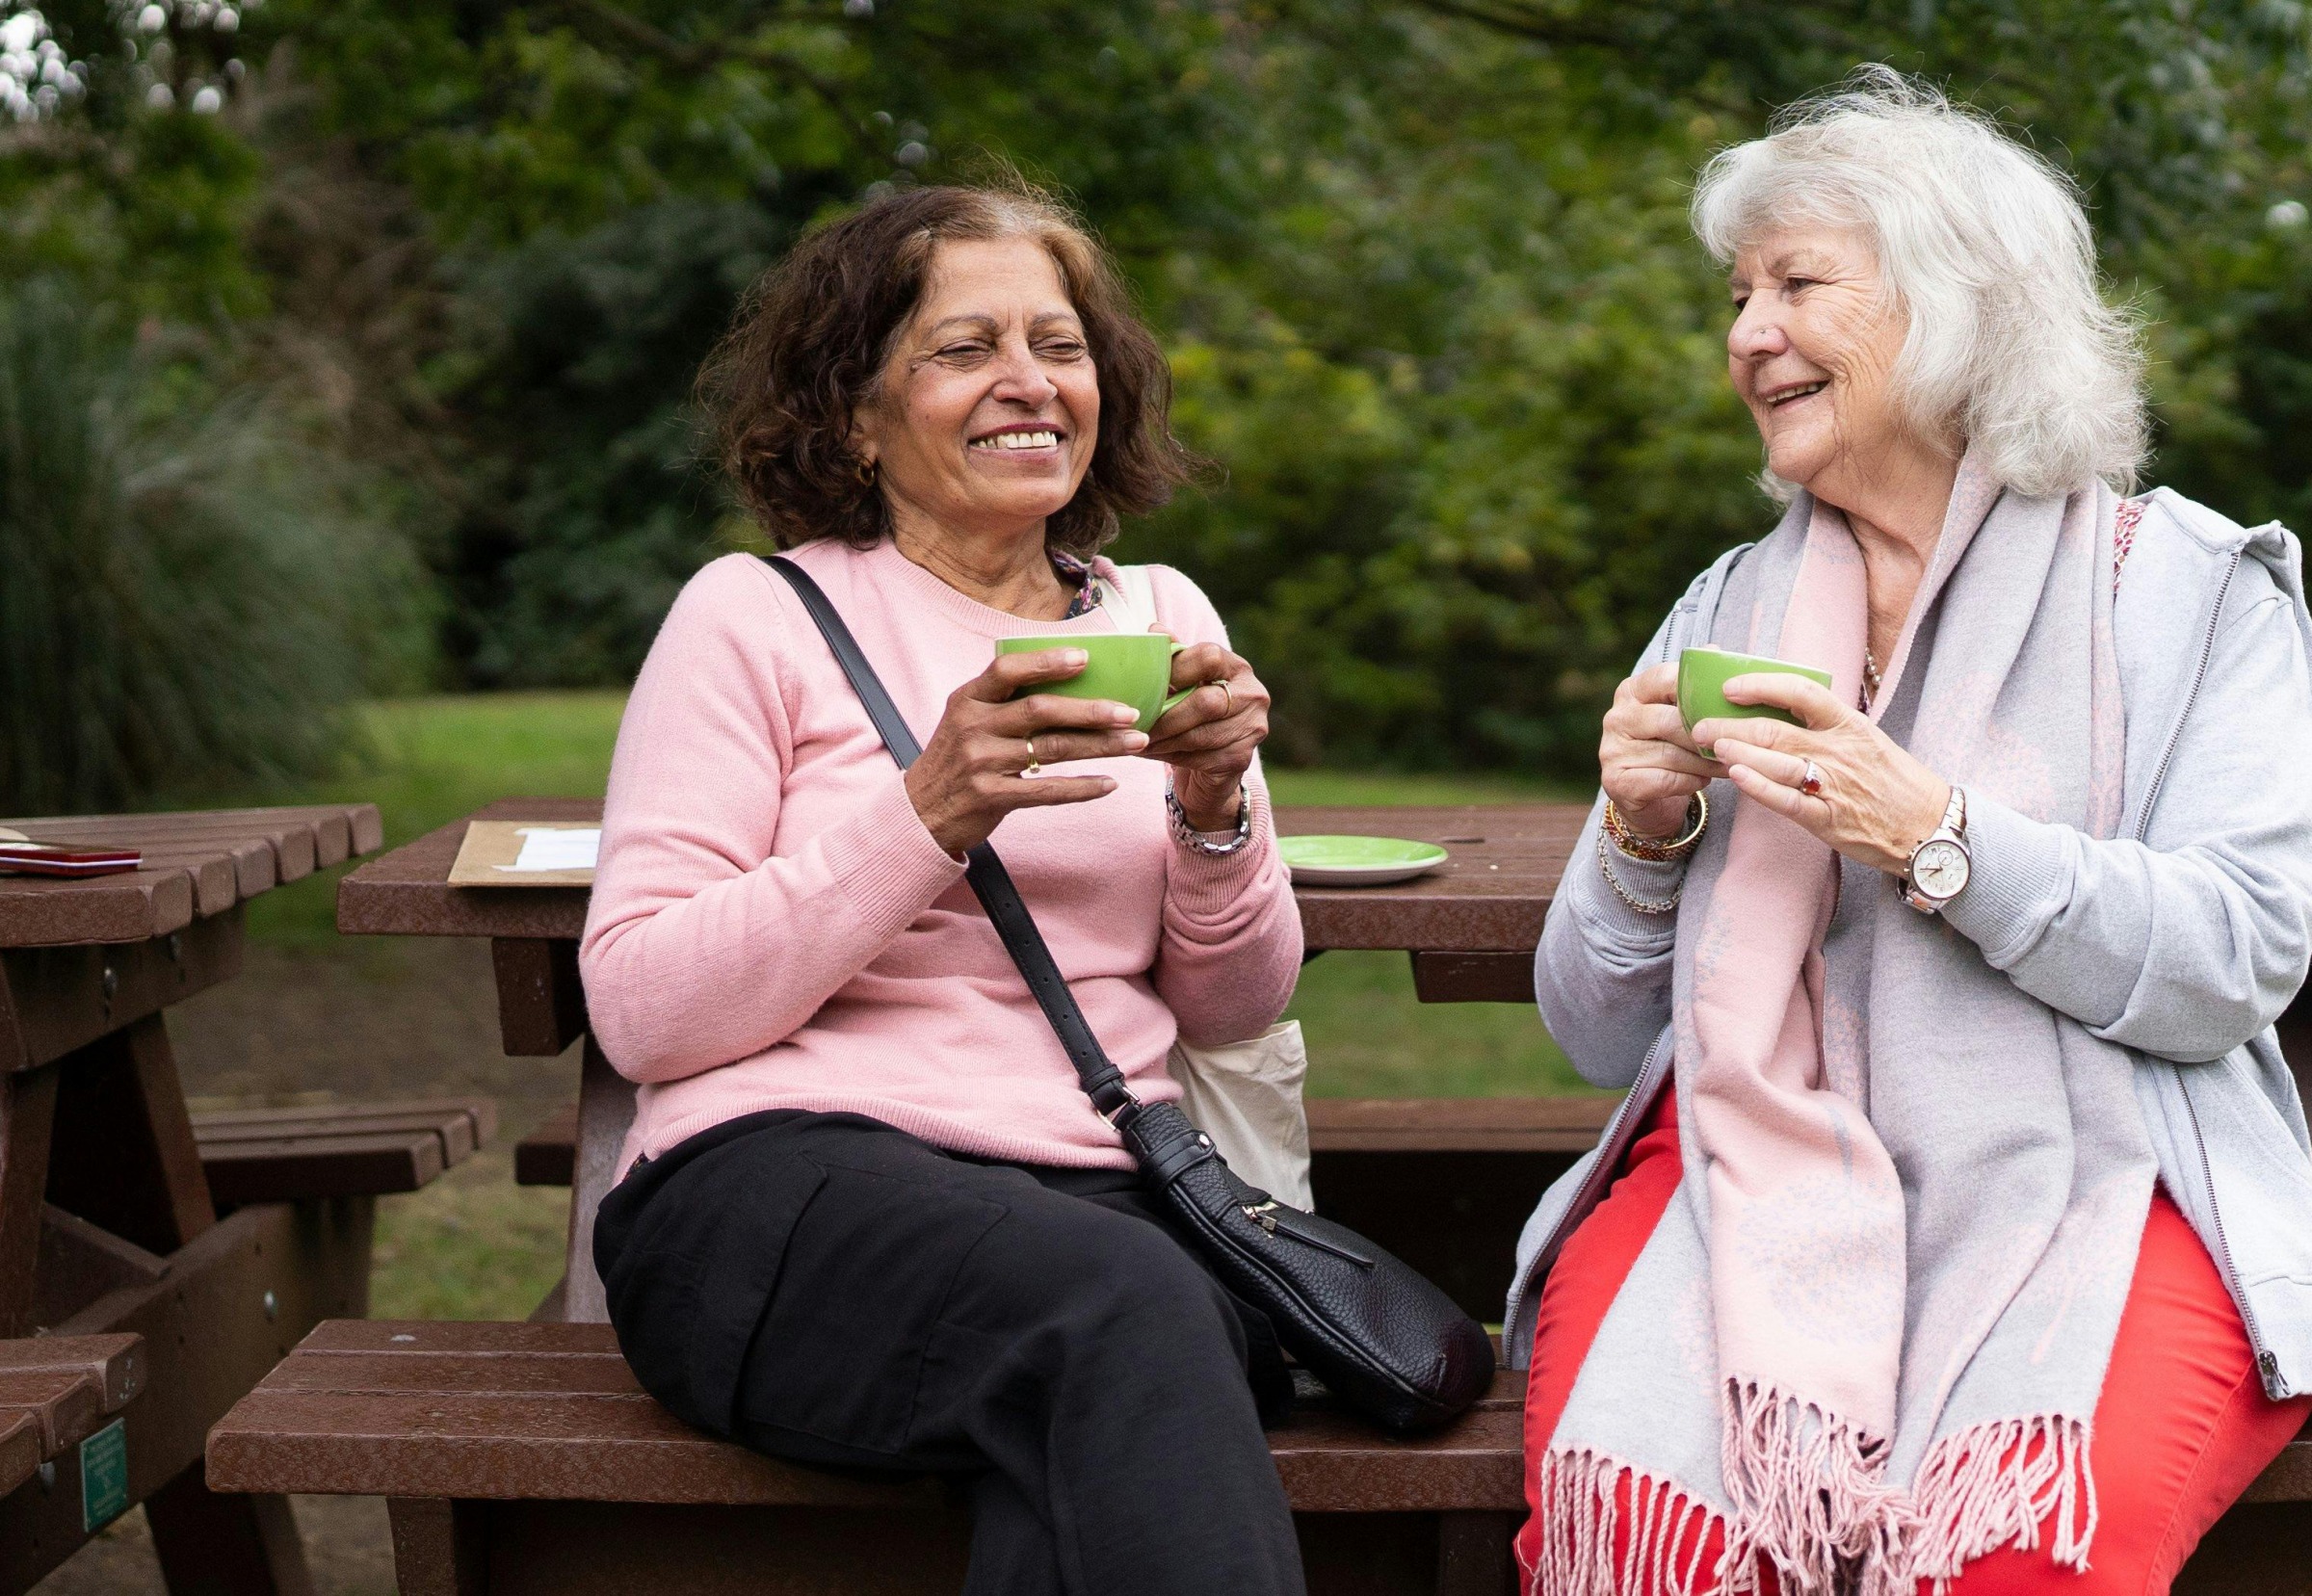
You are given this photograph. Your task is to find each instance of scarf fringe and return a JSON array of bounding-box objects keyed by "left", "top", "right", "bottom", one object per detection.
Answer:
[
  {"left": 1528, "top": 1448, "right": 1747, "bottom": 1596},
  {"left": 1718, "top": 1378, "right": 1912, "bottom": 1596},
  {"left": 1906, "top": 1414, "right": 2096, "bottom": 1593}
]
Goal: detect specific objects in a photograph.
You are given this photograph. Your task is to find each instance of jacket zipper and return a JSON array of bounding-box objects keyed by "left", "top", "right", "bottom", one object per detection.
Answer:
[
  {"left": 2146, "top": 548, "right": 2278, "bottom": 1389},
  {"left": 1501, "top": 1028, "right": 1670, "bottom": 1349}
]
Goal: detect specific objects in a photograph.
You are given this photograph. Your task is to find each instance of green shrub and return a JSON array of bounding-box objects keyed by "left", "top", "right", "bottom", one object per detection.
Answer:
[{"left": 0, "top": 281, "right": 422, "bottom": 813}]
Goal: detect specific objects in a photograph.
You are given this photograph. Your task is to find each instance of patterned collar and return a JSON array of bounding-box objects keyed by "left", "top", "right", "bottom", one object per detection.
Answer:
[{"left": 1049, "top": 548, "right": 1101, "bottom": 618}]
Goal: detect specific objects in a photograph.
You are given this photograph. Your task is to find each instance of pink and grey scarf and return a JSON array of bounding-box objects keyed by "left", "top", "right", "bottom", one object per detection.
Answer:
[{"left": 1531, "top": 453, "right": 2158, "bottom": 1595}]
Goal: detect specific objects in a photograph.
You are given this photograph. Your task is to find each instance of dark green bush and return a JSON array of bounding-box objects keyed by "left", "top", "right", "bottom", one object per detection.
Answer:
[{"left": 0, "top": 282, "right": 421, "bottom": 813}]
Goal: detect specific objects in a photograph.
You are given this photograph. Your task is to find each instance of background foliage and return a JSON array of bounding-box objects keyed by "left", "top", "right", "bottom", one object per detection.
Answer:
[{"left": 8, "top": 0, "right": 2312, "bottom": 789}]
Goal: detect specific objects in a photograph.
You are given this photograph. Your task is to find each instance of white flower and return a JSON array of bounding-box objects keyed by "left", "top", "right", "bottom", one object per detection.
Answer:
[
  {"left": 190, "top": 83, "right": 220, "bottom": 112},
  {"left": 2268, "top": 200, "right": 2309, "bottom": 231}
]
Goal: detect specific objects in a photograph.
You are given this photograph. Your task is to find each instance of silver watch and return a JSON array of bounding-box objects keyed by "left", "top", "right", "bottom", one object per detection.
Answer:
[{"left": 1901, "top": 786, "right": 1970, "bottom": 914}]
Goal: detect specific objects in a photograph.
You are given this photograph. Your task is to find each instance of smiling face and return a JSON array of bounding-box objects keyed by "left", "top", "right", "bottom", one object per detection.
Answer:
[
  {"left": 1726, "top": 223, "right": 1915, "bottom": 500},
  {"left": 853, "top": 236, "right": 1100, "bottom": 544}
]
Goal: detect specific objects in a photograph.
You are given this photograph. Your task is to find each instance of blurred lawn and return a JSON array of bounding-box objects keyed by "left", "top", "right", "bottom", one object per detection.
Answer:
[{"left": 257, "top": 693, "right": 1597, "bottom": 1318}]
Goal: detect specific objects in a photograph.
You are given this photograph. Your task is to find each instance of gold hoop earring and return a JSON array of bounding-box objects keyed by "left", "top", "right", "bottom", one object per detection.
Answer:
[{"left": 855, "top": 455, "right": 878, "bottom": 487}]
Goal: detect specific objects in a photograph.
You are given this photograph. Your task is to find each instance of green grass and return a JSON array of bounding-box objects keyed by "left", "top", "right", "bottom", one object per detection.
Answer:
[
  {"left": 367, "top": 1151, "right": 570, "bottom": 1321},
  {"left": 242, "top": 693, "right": 625, "bottom": 947}
]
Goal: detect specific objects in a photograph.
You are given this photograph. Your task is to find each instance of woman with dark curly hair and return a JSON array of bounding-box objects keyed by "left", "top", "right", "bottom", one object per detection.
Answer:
[{"left": 577, "top": 182, "right": 1307, "bottom": 1596}]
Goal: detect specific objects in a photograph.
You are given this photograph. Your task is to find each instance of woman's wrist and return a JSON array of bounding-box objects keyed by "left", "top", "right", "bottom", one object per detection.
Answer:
[
  {"left": 1168, "top": 784, "right": 1251, "bottom": 854},
  {"left": 1172, "top": 773, "right": 1245, "bottom": 834}
]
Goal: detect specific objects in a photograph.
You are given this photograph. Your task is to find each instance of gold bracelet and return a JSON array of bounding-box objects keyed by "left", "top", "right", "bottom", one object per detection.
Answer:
[
  {"left": 1596, "top": 825, "right": 1681, "bottom": 915},
  {"left": 1602, "top": 792, "right": 1708, "bottom": 863}
]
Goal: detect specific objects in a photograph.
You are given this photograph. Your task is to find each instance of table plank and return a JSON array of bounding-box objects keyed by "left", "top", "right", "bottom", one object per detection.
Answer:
[
  {"left": 0, "top": 1334, "right": 144, "bottom": 1411},
  {"left": 337, "top": 800, "right": 599, "bottom": 941},
  {"left": 335, "top": 798, "right": 1589, "bottom": 953},
  {"left": 0, "top": 804, "right": 382, "bottom": 948}
]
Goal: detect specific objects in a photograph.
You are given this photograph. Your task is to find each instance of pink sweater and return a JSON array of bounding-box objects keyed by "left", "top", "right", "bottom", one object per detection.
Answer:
[{"left": 580, "top": 537, "right": 1303, "bottom": 1175}]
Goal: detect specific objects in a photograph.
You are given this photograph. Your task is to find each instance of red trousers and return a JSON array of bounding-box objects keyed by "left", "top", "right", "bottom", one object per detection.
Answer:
[{"left": 1516, "top": 1093, "right": 2310, "bottom": 1595}]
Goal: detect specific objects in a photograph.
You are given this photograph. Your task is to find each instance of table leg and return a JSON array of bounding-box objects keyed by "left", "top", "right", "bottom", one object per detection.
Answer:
[
  {"left": 145, "top": 1458, "right": 316, "bottom": 1596},
  {"left": 42, "top": 1013, "right": 310, "bottom": 1596},
  {"left": 387, "top": 1499, "right": 487, "bottom": 1596},
  {"left": 560, "top": 1037, "right": 635, "bottom": 1326},
  {"left": 0, "top": 1066, "right": 56, "bottom": 1336},
  {"left": 48, "top": 1013, "right": 215, "bottom": 1255}
]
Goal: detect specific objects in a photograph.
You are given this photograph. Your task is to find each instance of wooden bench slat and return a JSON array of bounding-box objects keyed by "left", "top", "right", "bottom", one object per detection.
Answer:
[
  {"left": 264, "top": 1351, "right": 646, "bottom": 1397},
  {"left": 190, "top": 1099, "right": 493, "bottom": 1203},
  {"left": 210, "top": 1389, "right": 947, "bottom": 1506},
  {"left": 210, "top": 1321, "right": 1533, "bottom": 1514},
  {"left": 198, "top": 1133, "right": 445, "bottom": 1204},
  {"left": 300, "top": 1320, "right": 624, "bottom": 1357},
  {"left": 195, "top": 1098, "right": 496, "bottom": 1140},
  {"left": 196, "top": 1112, "right": 477, "bottom": 1163},
  {"left": 0, "top": 1334, "right": 143, "bottom": 1410},
  {"left": 0, "top": 1368, "right": 105, "bottom": 1454}
]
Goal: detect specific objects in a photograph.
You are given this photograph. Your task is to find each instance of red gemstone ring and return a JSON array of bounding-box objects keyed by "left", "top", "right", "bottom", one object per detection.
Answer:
[{"left": 1800, "top": 759, "right": 1825, "bottom": 797}]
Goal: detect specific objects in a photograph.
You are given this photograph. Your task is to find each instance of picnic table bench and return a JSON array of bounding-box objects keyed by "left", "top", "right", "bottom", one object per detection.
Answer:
[
  {"left": 0, "top": 804, "right": 492, "bottom": 1593},
  {"left": 206, "top": 798, "right": 2312, "bottom": 1593}
]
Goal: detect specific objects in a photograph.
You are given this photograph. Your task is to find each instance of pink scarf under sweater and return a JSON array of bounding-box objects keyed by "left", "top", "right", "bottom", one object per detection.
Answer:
[{"left": 1532, "top": 455, "right": 2157, "bottom": 1596}]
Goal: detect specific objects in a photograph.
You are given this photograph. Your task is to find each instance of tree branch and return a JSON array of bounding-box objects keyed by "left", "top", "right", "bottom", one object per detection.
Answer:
[{"left": 547, "top": 0, "right": 890, "bottom": 170}]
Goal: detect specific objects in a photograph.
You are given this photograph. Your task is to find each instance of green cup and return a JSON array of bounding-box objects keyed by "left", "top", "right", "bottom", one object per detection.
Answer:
[
  {"left": 995, "top": 632, "right": 1196, "bottom": 734},
  {"left": 1677, "top": 645, "right": 1834, "bottom": 752}
]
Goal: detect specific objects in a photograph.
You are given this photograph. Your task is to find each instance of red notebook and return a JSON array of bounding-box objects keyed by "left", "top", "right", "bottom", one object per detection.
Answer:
[{"left": 0, "top": 841, "right": 143, "bottom": 878}]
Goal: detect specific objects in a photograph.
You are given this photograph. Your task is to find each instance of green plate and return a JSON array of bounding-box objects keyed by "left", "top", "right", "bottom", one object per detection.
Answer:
[{"left": 1277, "top": 834, "right": 1450, "bottom": 887}]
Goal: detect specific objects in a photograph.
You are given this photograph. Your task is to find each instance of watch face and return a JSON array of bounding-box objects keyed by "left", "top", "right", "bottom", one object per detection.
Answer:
[{"left": 1913, "top": 838, "right": 1969, "bottom": 900}]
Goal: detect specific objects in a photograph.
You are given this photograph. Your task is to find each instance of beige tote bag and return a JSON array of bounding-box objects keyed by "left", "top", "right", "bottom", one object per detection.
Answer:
[{"left": 1099, "top": 563, "right": 1315, "bottom": 1211}]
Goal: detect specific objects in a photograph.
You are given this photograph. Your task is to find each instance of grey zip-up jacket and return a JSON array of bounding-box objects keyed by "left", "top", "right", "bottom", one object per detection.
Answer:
[{"left": 1508, "top": 487, "right": 2312, "bottom": 1400}]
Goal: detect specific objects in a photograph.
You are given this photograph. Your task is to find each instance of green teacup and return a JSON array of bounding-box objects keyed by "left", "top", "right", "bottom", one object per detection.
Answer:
[
  {"left": 1677, "top": 645, "right": 1834, "bottom": 752},
  {"left": 996, "top": 632, "right": 1196, "bottom": 734}
]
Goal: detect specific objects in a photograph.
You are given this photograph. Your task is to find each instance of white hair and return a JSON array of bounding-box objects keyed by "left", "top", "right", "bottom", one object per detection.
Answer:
[{"left": 1691, "top": 68, "right": 2148, "bottom": 497}]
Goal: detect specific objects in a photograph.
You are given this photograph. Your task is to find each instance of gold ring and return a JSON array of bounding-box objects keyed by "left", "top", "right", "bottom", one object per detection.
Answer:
[
  {"left": 1023, "top": 737, "right": 1040, "bottom": 778},
  {"left": 1213, "top": 678, "right": 1234, "bottom": 717}
]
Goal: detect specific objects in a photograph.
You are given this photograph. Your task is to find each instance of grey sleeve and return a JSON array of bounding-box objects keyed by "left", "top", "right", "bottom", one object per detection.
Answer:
[
  {"left": 1940, "top": 590, "right": 2312, "bottom": 1061},
  {"left": 1535, "top": 791, "right": 1686, "bottom": 1089},
  {"left": 1532, "top": 595, "right": 1695, "bottom": 1092}
]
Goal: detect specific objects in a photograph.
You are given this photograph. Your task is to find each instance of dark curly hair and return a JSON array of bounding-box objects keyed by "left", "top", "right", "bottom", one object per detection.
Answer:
[{"left": 699, "top": 181, "right": 1195, "bottom": 557}]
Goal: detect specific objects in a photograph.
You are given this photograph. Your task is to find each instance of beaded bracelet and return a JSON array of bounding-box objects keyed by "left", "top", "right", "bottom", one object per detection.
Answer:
[{"left": 1596, "top": 825, "right": 1683, "bottom": 916}]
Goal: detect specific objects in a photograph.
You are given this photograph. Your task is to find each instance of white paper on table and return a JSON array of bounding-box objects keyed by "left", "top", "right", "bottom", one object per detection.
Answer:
[{"left": 495, "top": 827, "right": 601, "bottom": 874}]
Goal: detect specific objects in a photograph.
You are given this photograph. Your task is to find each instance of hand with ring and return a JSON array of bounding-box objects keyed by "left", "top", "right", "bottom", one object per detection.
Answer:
[
  {"left": 904, "top": 645, "right": 1150, "bottom": 856},
  {"left": 1143, "top": 640, "right": 1273, "bottom": 830},
  {"left": 1599, "top": 661, "right": 1718, "bottom": 840},
  {"left": 1693, "top": 672, "right": 1951, "bottom": 876}
]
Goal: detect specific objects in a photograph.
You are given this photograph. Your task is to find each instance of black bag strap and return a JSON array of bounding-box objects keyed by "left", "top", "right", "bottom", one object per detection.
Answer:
[{"left": 761, "top": 555, "right": 1143, "bottom": 1129}]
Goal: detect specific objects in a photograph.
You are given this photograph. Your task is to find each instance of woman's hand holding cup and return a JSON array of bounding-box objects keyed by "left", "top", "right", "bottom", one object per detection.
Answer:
[
  {"left": 1144, "top": 641, "right": 1271, "bottom": 831},
  {"left": 906, "top": 647, "right": 1147, "bottom": 857},
  {"left": 1600, "top": 662, "right": 1718, "bottom": 839}
]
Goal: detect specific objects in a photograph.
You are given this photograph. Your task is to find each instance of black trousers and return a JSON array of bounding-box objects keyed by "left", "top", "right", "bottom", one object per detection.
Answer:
[{"left": 593, "top": 1109, "right": 1306, "bottom": 1596}]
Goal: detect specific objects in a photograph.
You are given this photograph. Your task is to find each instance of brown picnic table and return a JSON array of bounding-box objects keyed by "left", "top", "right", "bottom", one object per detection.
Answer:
[
  {"left": 0, "top": 803, "right": 495, "bottom": 1594},
  {"left": 208, "top": 796, "right": 2312, "bottom": 1593}
]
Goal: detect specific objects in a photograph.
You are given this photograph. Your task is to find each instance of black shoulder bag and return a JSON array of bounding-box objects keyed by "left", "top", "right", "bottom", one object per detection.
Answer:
[{"left": 763, "top": 555, "right": 1494, "bottom": 1434}]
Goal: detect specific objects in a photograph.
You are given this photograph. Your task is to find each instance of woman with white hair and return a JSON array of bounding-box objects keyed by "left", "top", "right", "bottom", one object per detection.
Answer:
[{"left": 1507, "top": 71, "right": 2312, "bottom": 1595}]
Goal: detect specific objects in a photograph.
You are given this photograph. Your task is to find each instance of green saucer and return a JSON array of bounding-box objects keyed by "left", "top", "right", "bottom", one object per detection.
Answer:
[{"left": 1277, "top": 835, "right": 1450, "bottom": 887}]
